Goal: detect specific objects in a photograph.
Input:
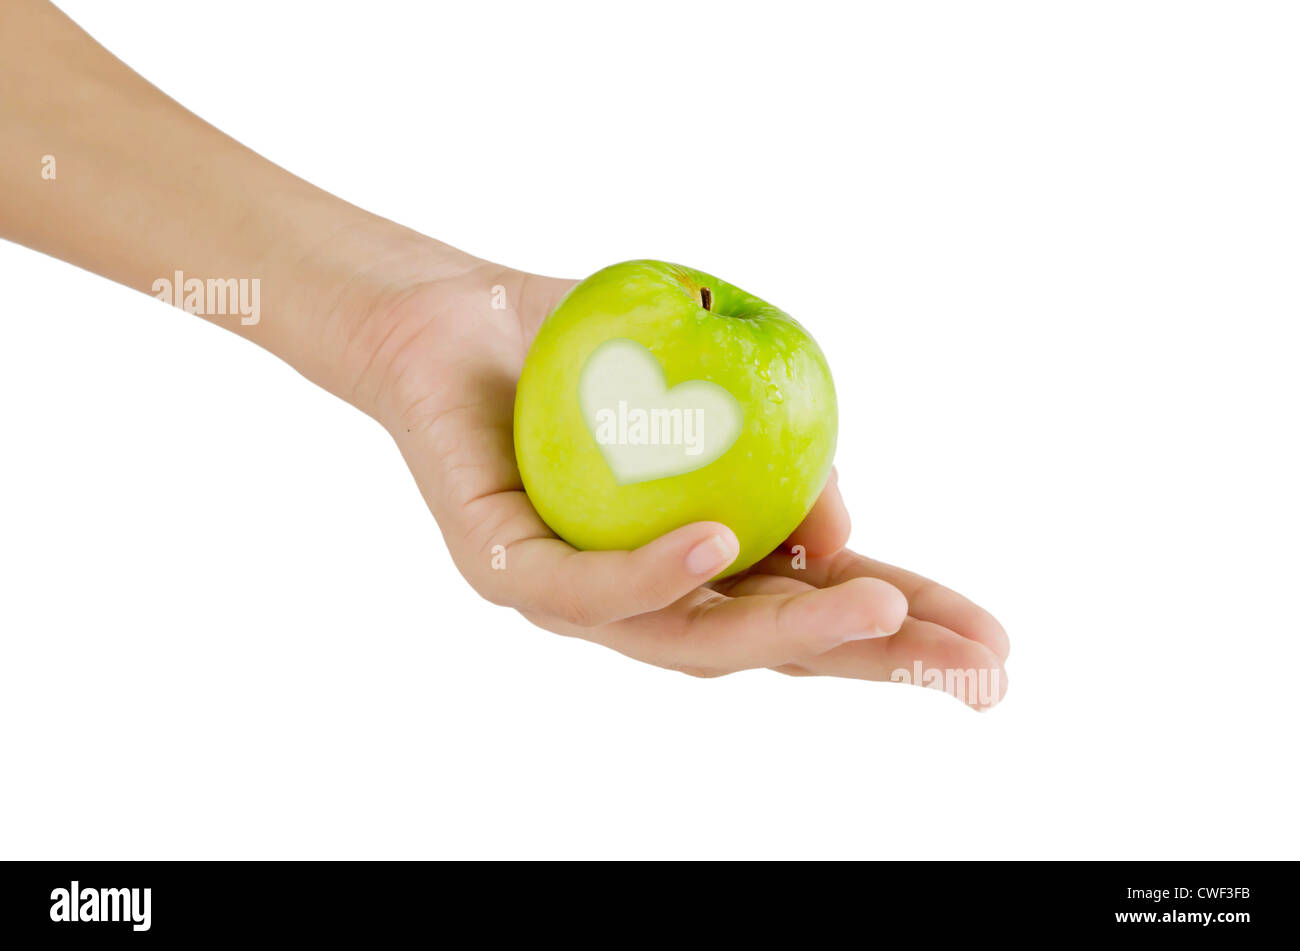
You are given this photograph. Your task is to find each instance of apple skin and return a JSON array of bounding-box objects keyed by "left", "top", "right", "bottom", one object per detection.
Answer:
[{"left": 514, "top": 260, "right": 837, "bottom": 578}]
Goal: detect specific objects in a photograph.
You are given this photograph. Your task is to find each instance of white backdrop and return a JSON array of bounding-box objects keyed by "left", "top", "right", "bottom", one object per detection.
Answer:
[{"left": 1, "top": 1, "right": 1297, "bottom": 859}]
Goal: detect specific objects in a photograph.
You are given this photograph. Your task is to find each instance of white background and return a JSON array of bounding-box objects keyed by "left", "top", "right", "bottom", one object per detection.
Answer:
[{"left": 2, "top": 1, "right": 1297, "bottom": 859}]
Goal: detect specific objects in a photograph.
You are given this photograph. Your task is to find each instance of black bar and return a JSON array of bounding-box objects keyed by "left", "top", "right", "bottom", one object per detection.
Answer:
[{"left": 0, "top": 860, "right": 1286, "bottom": 942}]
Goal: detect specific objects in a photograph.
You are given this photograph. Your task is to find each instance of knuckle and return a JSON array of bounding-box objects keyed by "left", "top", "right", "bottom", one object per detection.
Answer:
[
  {"left": 623, "top": 573, "right": 666, "bottom": 616},
  {"left": 467, "top": 570, "right": 513, "bottom": 609},
  {"left": 551, "top": 589, "right": 607, "bottom": 628}
]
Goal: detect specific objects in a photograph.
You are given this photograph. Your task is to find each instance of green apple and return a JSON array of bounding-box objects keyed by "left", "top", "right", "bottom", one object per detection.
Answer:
[{"left": 514, "top": 260, "right": 837, "bottom": 578}]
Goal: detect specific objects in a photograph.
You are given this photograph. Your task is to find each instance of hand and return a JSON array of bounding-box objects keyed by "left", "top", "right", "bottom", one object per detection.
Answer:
[
  {"left": 1, "top": 2, "right": 1006, "bottom": 708},
  {"left": 340, "top": 252, "right": 1009, "bottom": 708}
]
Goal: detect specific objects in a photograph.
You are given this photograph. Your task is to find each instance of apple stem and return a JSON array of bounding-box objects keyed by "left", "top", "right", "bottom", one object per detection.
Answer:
[{"left": 700, "top": 287, "right": 712, "bottom": 311}]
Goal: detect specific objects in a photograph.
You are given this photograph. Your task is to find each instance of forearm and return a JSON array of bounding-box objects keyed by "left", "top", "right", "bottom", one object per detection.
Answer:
[{"left": 0, "top": 0, "right": 481, "bottom": 407}]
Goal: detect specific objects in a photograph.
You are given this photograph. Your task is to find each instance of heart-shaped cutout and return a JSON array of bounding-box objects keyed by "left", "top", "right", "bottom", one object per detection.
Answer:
[{"left": 579, "top": 339, "right": 743, "bottom": 485}]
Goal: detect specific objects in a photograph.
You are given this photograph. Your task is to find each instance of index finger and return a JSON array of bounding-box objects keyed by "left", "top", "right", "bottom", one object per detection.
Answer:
[{"left": 751, "top": 547, "right": 1010, "bottom": 661}]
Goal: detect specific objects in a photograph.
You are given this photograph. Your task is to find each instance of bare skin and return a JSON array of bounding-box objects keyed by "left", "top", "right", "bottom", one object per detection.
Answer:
[{"left": 1, "top": 1, "right": 1008, "bottom": 706}]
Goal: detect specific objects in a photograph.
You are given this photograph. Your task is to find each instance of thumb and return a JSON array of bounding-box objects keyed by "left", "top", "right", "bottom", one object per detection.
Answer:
[{"left": 501, "top": 521, "right": 740, "bottom": 627}]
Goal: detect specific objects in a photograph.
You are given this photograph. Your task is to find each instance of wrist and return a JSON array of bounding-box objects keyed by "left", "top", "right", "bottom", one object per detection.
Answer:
[{"left": 288, "top": 218, "right": 516, "bottom": 427}]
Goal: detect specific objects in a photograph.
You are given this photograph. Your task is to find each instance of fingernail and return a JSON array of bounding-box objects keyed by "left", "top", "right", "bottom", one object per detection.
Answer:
[
  {"left": 841, "top": 628, "right": 897, "bottom": 642},
  {"left": 685, "top": 534, "right": 737, "bottom": 576}
]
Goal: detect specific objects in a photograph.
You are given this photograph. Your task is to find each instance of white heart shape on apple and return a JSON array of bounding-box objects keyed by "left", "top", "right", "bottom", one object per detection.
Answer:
[{"left": 578, "top": 338, "right": 744, "bottom": 485}]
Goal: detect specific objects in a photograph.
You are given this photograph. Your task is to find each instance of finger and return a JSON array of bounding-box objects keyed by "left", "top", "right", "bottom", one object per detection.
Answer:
[
  {"left": 784, "top": 467, "right": 851, "bottom": 558},
  {"left": 752, "top": 548, "right": 1010, "bottom": 662},
  {"left": 490, "top": 520, "right": 741, "bottom": 628},
  {"left": 601, "top": 576, "right": 909, "bottom": 674},
  {"left": 775, "top": 618, "right": 1008, "bottom": 710},
  {"left": 714, "top": 573, "right": 813, "bottom": 597}
]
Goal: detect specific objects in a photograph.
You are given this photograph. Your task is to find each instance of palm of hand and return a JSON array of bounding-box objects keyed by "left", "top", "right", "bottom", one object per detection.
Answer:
[{"left": 363, "top": 264, "right": 1008, "bottom": 707}]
